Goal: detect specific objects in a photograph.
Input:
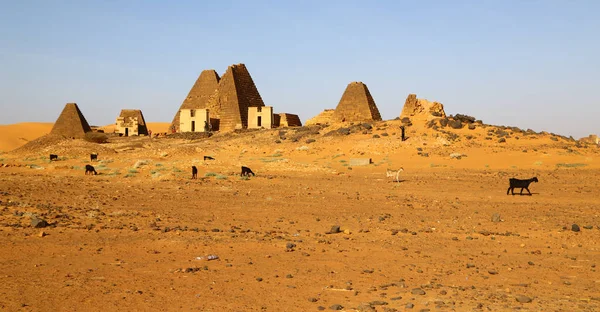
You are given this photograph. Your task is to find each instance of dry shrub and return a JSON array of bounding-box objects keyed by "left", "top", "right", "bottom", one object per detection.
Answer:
[{"left": 84, "top": 132, "right": 109, "bottom": 144}]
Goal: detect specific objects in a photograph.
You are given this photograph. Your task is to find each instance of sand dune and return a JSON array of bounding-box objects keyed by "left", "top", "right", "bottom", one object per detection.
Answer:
[{"left": 0, "top": 122, "right": 53, "bottom": 152}]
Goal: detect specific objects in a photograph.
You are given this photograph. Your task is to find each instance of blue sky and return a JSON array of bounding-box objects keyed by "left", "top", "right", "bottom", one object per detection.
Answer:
[{"left": 0, "top": 0, "right": 598, "bottom": 137}]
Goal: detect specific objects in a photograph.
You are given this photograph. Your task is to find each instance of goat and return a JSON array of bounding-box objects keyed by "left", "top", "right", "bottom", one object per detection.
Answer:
[
  {"left": 90, "top": 153, "right": 98, "bottom": 161},
  {"left": 386, "top": 167, "right": 404, "bottom": 183},
  {"left": 507, "top": 177, "right": 538, "bottom": 195},
  {"left": 49, "top": 154, "right": 58, "bottom": 161},
  {"left": 85, "top": 164, "right": 97, "bottom": 175},
  {"left": 241, "top": 166, "right": 255, "bottom": 177},
  {"left": 204, "top": 156, "right": 215, "bottom": 161},
  {"left": 191, "top": 166, "right": 198, "bottom": 179}
]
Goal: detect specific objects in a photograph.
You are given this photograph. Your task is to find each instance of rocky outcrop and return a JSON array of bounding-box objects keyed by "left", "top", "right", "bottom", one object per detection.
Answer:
[{"left": 400, "top": 94, "right": 446, "bottom": 122}]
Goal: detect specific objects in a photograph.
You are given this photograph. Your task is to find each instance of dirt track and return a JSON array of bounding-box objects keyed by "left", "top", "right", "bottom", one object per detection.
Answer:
[{"left": 1, "top": 163, "right": 599, "bottom": 311}]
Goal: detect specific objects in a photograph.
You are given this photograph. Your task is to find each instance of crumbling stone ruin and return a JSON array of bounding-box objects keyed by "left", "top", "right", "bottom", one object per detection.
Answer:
[
  {"left": 115, "top": 109, "right": 148, "bottom": 136},
  {"left": 332, "top": 82, "right": 382, "bottom": 122},
  {"left": 205, "top": 63, "right": 265, "bottom": 131},
  {"left": 170, "top": 70, "right": 220, "bottom": 132},
  {"left": 400, "top": 94, "right": 446, "bottom": 121},
  {"left": 50, "top": 103, "right": 92, "bottom": 139},
  {"left": 306, "top": 109, "right": 335, "bottom": 126}
]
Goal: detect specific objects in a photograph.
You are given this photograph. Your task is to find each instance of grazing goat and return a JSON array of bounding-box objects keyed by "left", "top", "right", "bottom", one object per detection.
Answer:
[
  {"left": 49, "top": 154, "right": 58, "bottom": 161},
  {"left": 90, "top": 153, "right": 98, "bottom": 161},
  {"left": 191, "top": 166, "right": 198, "bottom": 179},
  {"left": 507, "top": 177, "right": 538, "bottom": 195},
  {"left": 386, "top": 167, "right": 404, "bottom": 183},
  {"left": 85, "top": 164, "right": 97, "bottom": 175},
  {"left": 241, "top": 166, "right": 255, "bottom": 177},
  {"left": 204, "top": 156, "right": 215, "bottom": 161}
]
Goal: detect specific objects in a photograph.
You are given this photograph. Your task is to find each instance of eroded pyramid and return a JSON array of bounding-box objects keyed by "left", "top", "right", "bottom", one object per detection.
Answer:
[
  {"left": 50, "top": 103, "right": 92, "bottom": 138},
  {"left": 332, "top": 82, "right": 382, "bottom": 122}
]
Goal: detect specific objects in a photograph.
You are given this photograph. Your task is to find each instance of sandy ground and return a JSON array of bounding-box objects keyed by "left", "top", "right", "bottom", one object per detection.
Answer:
[{"left": 0, "top": 121, "right": 599, "bottom": 311}]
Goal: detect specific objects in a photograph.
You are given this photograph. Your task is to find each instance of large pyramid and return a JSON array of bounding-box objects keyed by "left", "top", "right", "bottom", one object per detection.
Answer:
[
  {"left": 170, "top": 70, "right": 220, "bottom": 132},
  {"left": 332, "top": 82, "right": 382, "bottom": 122},
  {"left": 205, "top": 63, "right": 265, "bottom": 131},
  {"left": 50, "top": 103, "right": 92, "bottom": 138}
]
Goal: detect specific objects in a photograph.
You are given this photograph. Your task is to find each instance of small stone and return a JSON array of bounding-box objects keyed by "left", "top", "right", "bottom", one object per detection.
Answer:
[
  {"left": 488, "top": 270, "right": 498, "bottom": 275},
  {"left": 491, "top": 213, "right": 501, "bottom": 223},
  {"left": 498, "top": 138, "right": 506, "bottom": 143},
  {"left": 329, "top": 304, "right": 343, "bottom": 310},
  {"left": 528, "top": 261, "right": 534, "bottom": 266},
  {"left": 286, "top": 242, "right": 296, "bottom": 250},
  {"left": 31, "top": 217, "right": 48, "bottom": 228},
  {"left": 452, "top": 237, "right": 458, "bottom": 241},
  {"left": 583, "top": 225, "right": 593, "bottom": 230},
  {"left": 405, "top": 303, "right": 414, "bottom": 309},
  {"left": 256, "top": 277, "right": 263, "bottom": 282},
  {"left": 369, "top": 300, "right": 388, "bottom": 306},
  {"left": 411, "top": 288, "right": 426, "bottom": 295},
  {"left": 317, "top": 306, "right": 325, "bottom": 311},
  {"left": 285, "top": 274, "right": 293, "bottom": 278},
  {"left": 38, "top": 231, "right": 47, "bottom": 237},
  {"left": 308, "top": 297, "right": 318, "bottom": 302},
  {"left": 572, "top": 224, "right": 580, "bottom": 232},
  {"left": 328, "top": 225, "right": 341, "bottom": 234},
  {"left": 515, "top": 295, "right": 532, "bottom": 303},
  {"left": 466, "top": 263, "right": 475, "bottom": 268}
]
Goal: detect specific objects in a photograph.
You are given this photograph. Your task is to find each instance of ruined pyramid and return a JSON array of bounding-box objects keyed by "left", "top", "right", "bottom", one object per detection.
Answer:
[
  {"left": 170, "top": 70, "right": 221, "bottom": 132},
  {"left": 332, "top": 82, "right": 382, "bottom": 122},
  {"left": 205, "top": 63, "right": 265, "bottom": 131},
  {"left": 50, "top": 103, "right": 92, "bottom": 138},
  {"left": 399, "top": 94, "right": 446, "bottom": 121}
]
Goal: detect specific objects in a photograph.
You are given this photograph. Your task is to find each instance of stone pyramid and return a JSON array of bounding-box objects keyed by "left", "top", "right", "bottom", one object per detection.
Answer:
[
  {"left": 400, "top": 94, "right": 446, "bottom": 121},
  {"left": 50, "top": 103, "right": 92, "bottom": 138},
  {"left": 170, "top": 70, "right": 220, "bottom": 132},
  {"left": 205, "top": 63, "right": 265, "bottom": 131},
  {"left": 332, "top": 82, "right": 382, "bottom": 122},
  {"left": 119, "top": 109, "right": 149, "bottom": 135}
]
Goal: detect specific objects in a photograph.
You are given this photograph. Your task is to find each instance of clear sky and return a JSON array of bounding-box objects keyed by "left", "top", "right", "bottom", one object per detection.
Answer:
[{"left": 0, "top": 0, "right": 598, "bottom": 138}]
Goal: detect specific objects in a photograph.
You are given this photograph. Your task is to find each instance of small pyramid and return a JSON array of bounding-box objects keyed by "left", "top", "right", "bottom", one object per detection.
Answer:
[
  {"left": 118, "top": 109, "right": 148, "bottom": 135},
  {"left": 332, "top": 82, "right": 382, "bottom": 122},
  {"left": 206, "top": 63, "right": 265, "bottom": 131},
  {"left": 170, "top": 70, "right": 220, "bottom": 132},
  {"left": 50, "top": 103, "right": 92, "bottom": 138}
]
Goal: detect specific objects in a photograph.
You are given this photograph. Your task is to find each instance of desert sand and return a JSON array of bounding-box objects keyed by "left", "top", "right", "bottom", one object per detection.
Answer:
[{"left": 0, "top": 120, "right": 599, "bottom": 311}]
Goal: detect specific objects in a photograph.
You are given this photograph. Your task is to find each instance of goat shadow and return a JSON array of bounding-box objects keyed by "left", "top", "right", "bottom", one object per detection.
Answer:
[{"left": 509, "top": 192, "right": 539, "bottom": 196}]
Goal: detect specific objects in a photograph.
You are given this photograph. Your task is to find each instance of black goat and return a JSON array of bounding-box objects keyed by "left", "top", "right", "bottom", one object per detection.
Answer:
[
  {"left": 85, "top": 164, "right": 97, "bottom": 175},
  {"left": 204, "top": 156, "right": 215, "bottom": 161},
  {"left": 192, "top": 166, "right": 198, "bottom": 179},
  {"left": 241, "top": 166, "right": 255, "bottom": 177},
  {"left": 507, "top": 177, "right": 538, "bottom": 195},
  {"left": 49, "top": 154, "right": 58, "bottom": 161},
  {"left": 90, "top": 153, "right": 98, "bottom": 161}
]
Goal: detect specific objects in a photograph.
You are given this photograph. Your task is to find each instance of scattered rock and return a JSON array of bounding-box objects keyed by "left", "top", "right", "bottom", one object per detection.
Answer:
[
  {"left": 327, "top": 225, "right": 341, "bottom": 234},
  {"left": 448, "top": 120, "right": 463, "bottom": 129},
  {"left": 405, "top": 303, "right": 415, "bottom": 309},
  {"left": 498, "top": 138, "right": 506, "bottom": 143},
  {"left": 571, "top": 224, "right": 580, "bottom": 232},
  {"left": 306, "top": 139, "right": 316, "bottom": 144},
  {"left": 411, "top": 288, "right": 426, "bottom": 295},
  {"left": 308, "top": 297, "right": 319, "bottom": 302},
  {"left": 488, "top": 270, "right": 498, "bottom": 275},
  {"left": 31, "top": 217, "right": 48, "bottom": 228},
  {"left": 583, "top": 225, "right": 593, "bottom": 230},
  {"left": 329, "top": 304, "right": 344, "bottom": 310},
  {"left": 515, "top": 295, "right": 532, "bottom": 303},
  {"left": 256, "top": 277, "right": 263, "bottom": 282},
  {"left": 491, "top": 213, "right": 501, "bottom": 223},
  {"left": 468, "top": 124, "right": 476, "bottom": 130},
  {"left": 373, "top": 134, "right": 380, "bottom": 139},
  {"left": 286, "top": 242, "right": 296, "bottom": 251},
  {"left": 466, "top": 263, "right": 475, "bottom": 268}
]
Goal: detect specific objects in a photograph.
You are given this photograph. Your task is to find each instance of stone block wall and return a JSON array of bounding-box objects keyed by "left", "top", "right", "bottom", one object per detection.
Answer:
[
  {"left": 248, "top": 106, "right": 273, "bottom": 129},
  {"left": 180, "top": 109, "right": 210, "bottom": 132},
  {"left": 277, "top": 113, "right": 302, "bottom": 127}
]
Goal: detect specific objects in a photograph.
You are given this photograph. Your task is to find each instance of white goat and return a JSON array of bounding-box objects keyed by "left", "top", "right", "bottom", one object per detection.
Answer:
[{"left": 386, "top": 167, "right": 404, "bottom": 183}]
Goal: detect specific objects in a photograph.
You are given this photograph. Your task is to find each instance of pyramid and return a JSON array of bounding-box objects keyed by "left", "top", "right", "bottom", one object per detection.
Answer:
[
  {"left": 205, "top": 63, "right": 265, "bottom": 131},
  {"left": 118, "top": 109, "right": 148, "bottom": 135},
  {"left": 50, "top": 103, "right": 92, "bottom": 138},
  {"left": 332, "top": 82, "right": 382, "bottom": 122},
  {"left": 170, "top": 70, "right": 220, "bottom": 132}
]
